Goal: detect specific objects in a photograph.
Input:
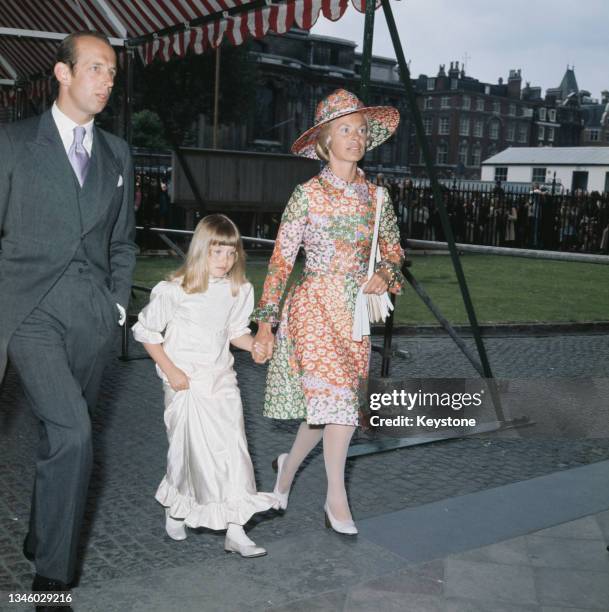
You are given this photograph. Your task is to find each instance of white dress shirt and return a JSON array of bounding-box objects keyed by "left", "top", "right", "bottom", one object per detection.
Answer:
[{"left": 51, "top": 102, "right": 94, "bottom": 156}]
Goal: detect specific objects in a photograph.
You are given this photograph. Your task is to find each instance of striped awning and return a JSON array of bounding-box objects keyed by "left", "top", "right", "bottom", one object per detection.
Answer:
[{"left": 0, "top": 0, "right": 382, "bottom": 85}]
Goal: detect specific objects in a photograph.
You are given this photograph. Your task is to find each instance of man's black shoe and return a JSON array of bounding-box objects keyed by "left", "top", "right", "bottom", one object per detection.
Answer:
[{"left": 32, "top": 574, "right": 73, "bottom": 612}]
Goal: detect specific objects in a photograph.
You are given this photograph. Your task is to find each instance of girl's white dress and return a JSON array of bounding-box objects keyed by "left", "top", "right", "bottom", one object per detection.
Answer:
[{"left": 132, "top": 278, "right": 279, "bottom": 530}]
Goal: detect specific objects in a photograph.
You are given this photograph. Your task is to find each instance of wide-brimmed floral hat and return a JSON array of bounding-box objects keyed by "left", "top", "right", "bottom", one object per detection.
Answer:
[{"left": 291, "top": 89, "right": 400, "bottom": 160}]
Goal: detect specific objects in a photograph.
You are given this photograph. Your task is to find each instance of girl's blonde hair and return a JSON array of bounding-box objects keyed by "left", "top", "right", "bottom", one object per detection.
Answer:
[
  {"left": 169, "top": 214, "right": 247, "bottom": 296},
  {"left": 315, "top": 113, "right": 371, "bottom": 162}
]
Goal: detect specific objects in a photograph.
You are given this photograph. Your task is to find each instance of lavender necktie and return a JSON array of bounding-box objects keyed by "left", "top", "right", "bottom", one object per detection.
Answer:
[{"left": 68, "top": 126, "right": 90, "bottom": 187}]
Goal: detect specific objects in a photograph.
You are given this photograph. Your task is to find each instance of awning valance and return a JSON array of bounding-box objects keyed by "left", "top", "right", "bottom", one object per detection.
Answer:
[{"left": 0, "top": 0, "right": 382, "bottom": 83}]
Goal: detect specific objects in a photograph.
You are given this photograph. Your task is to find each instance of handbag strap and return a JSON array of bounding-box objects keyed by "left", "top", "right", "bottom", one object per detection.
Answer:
[{"left": 367, "top": 187, "right": 384, "bottom": 279}]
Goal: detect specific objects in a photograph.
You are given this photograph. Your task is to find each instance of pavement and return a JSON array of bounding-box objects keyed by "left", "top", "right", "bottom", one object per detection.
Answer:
[{"left": 1, "top": 332, "right": 609, "bottom": 611}]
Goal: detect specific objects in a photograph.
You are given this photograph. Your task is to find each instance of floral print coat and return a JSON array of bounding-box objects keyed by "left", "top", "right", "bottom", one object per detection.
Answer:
[{"left": 252, "top": 166, "right": 405, "bottom": 426}]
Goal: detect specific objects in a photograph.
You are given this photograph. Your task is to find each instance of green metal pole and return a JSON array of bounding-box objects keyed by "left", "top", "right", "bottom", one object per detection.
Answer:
[
  {"left": 359, "top": 0, "right": 376, "bottom": 104},
  {"left": 360, "top": 0, "right": 395, "bottom": 376},
  {"left": 380, "top": 0, "right": 494, "bottom": 380}
]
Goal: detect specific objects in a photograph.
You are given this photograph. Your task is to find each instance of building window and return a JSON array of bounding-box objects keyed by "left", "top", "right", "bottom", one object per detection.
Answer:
[
  {"left": 427, "top": 78, "right": 436, "bottom": 91},
  {"left": 548, "top": 127, "right": 555, "bottom": 142},
  {"left": 532, "top": 167, "right": 547, "bottom": 183},
  {"left": 548, "top": 109, "right": 556, "bottom": 122},
  {"left": 424, "top": 117, "right": 433, "bottom": 135},
  {"left": 539, "top": 107, "right": 547, "bottom": 121},
  {"left": 507, "top": 123, "right": 515, "bottom": 141},
  {"left": 451, "top": 78, "right": 458, "bottom": 90},
  {"left": 494, "top": 167, "right": 508, "bottom": 182},
  {"left": 458, "top": 141, "right": 468, "bottom": 166},
  {"left": 459, "top": 117, "right": 470, "bottom": 136},
  {"left": 538, "top": 126, "right": 545, "bottom": 140},
  {"left": 518, "top": 125, "right": 528, "bottom": 143},
  {"left": 489, "top": 120, "right": 500, "bottom": 140},
  {"left": 472, "top": 143, "right": 481, "bottom": 166},
  {"left": 462, "top": 95, "right": 471, "bottom": 110},
  {"left": 439, "top": 117, "right": 450, "bottom": 134},
  {"left": 476, "top": 98, "right": 485, "bottom": 111},
  {"left": 589, "top": 129, "right": 600, "bottom": 141},
  {"left": 436, "top": 142, "right": 448, "bottom": 165},
  {"left": 441, "top": 96, "right": 450, "bottom": 109},
  {"left": 509, "top": 104, "right": 516, "bottom": 116},
  {"left": 255, "top": 83, "right": 277, "bottom": 139},
  {"left": 493, "top": 101, "right": 501, "bottom": 114},
  {"left": 474, "top": 120, "right": 483, "bottom": 137},
  {"left": 424, "top": 97, "right": 433, "bottom": 110},
  {"left": 484, "top": 85, "right": 491, "bottom": 95}
]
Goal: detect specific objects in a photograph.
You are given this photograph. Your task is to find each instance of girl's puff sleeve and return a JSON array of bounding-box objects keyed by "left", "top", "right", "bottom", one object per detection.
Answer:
[
  {"left": 228, "top": 282, "right": 254, "bottom": 341},
  {"left": 132, "top": 281, "right": 181, "bottom": 344}
]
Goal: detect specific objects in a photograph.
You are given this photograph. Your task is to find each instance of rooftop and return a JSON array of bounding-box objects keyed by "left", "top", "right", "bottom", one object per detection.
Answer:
[{"left": 483, "top": 147, "right": 609, "bottom": 166}]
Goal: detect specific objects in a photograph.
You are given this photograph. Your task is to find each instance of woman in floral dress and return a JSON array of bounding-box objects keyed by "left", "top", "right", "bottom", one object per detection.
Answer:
[{"left": 252, "top": 89, "right": 405, "bottom": 534}]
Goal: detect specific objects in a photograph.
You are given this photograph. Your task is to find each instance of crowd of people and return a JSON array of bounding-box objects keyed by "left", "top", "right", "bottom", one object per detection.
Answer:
[
  {"left": 134, "top": 168, "right": 609, "bottom": 256},
  {"left": 134, "top": 172, "right": 173, "bottom": 227},
  {"left": 373, "top": 175, "right": 609, "bottom": 254}
]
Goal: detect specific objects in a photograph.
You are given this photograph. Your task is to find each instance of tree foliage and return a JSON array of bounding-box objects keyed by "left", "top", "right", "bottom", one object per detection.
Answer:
[
  {"left": 131, "top": 109, "right": 168, "bottom": 148},
  {"left": 134, "top": 42, "right": 256, "bottom": 145}
]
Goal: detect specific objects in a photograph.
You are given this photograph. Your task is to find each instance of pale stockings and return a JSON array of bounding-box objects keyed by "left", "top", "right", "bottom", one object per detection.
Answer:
[{"left": 277, "top": 422, "right": 356, "bottom": 522}]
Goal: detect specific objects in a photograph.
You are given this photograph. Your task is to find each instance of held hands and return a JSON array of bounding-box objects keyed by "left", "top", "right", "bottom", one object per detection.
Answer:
[
  {"left": 252, "top": 327, "right": 275, "bottom": 364},
  {"left": 167, "top": 366, "right": 190, "bottom": 392},
  {"left": 251, "top": 341, "right": 269, "bottom": 364}
]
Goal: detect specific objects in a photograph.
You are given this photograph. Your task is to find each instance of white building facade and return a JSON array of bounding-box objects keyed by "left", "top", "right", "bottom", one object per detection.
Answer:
[{"left": 481, "top": 147, "right": 609, "bottom": 192}]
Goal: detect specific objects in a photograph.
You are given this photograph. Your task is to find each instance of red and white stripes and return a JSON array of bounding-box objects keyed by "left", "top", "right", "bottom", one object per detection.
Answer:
[
  {"left": 1, "top": 0, "right": 382, "bottom": 97},
  {"left": 138, "top": 0, "right": 372, "bottom": 64}
]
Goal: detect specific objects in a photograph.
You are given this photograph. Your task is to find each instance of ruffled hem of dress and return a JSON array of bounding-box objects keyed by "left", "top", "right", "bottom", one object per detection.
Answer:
[{"left": 155, "top": 478, "right": 280, "bottom": 531}]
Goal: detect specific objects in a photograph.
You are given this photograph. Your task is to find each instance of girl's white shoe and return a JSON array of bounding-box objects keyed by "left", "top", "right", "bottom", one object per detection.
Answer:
[
  {"left": 165, "top": 508, "right": 187, "bottom": 541},
  {"left": 272, "top": 453, "right": 290, "bottom": 510},
  {"left": 224, "top": 524, "right": 267, "bottom": 558},
  {"left": 224, "top": 536, "right": 267, "bottom": 558},
  {"left": 324, "top": 502, "right": 358, "bottom": 536}
]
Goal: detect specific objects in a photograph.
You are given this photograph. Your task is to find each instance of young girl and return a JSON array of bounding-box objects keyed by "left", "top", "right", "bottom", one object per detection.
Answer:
[{"left": 132, "top": 214, "right": 278, "bottom": 558}]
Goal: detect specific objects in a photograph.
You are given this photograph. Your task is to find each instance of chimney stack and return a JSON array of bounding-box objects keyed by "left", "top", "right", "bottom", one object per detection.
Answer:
[{"left": 507, "top": 69, "right": 522, "bottom": 99}]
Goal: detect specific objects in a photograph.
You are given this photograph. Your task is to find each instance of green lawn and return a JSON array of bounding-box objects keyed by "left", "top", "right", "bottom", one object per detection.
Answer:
[{"left": 131, "top": 254, "right": 608, "bottom": 324}]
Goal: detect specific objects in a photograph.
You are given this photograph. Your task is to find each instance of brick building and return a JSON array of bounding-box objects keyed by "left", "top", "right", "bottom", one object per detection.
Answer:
[
  {"left": 409, "top": 63, "right": 533, "bottom": 179},
  {"left": 244, "top": 32, "right": 608, "bottom": 179}
]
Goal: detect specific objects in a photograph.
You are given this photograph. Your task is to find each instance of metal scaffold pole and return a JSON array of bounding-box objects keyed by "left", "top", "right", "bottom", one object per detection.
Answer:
[{"left": 380, "top": 0, "right": 495, "bottom": 383}]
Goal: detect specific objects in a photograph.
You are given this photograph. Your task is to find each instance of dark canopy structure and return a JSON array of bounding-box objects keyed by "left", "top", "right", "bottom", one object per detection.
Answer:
[{"left": 0, "top": 0, "right": 377, "bottom": 88}]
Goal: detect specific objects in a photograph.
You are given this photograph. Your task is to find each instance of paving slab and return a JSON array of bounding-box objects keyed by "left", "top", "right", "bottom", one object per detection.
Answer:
[{"left": 1, "top": 333, "right": 609, "bottom": 611}]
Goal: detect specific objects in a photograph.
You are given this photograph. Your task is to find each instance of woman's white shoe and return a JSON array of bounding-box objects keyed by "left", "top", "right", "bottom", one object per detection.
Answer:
[
  {"left": 165, "top": 508, "right": 187, "bottom": 541},
  {"left": 272, "top": 453, "right": 290, "bottom": 510},
  {"left": 224, "top": 536, "right": 267, "bottom": 558},
  {"left": 324, "top": 502, "right": 358, "bottom": 536}
]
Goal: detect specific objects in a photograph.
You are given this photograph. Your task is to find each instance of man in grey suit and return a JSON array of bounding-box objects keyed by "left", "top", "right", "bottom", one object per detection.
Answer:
[{"left": 0, "top": 31, "right": 136, "bottom": 606}]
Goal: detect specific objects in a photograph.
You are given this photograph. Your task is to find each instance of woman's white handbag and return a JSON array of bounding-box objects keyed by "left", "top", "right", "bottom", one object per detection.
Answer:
[{"left": 352, "top": 187, "right": 394, "bottom": 341}]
